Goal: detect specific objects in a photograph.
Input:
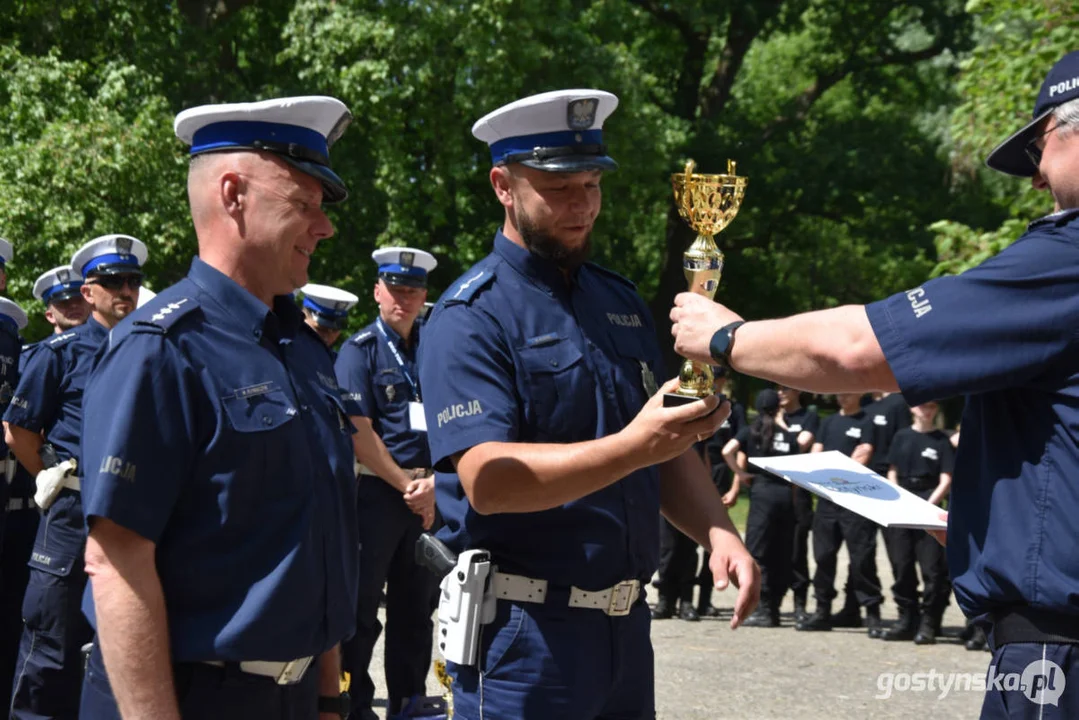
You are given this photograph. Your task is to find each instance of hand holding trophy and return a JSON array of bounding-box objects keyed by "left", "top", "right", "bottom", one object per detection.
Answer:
[{"left": 663, "top": 159, "right": 747, "bottom": 408}]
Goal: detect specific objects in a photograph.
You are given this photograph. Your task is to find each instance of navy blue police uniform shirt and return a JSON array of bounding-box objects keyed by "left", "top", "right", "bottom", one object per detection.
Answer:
[
  {"left": 815, "top": 411, "right": 874, "bottom": 458},
  {"left": 866, "top": 208, "right": 1079, "bottom": 620},
  {"left": 3, "top": 317, "right": 108, "bottom": 462},
  {"left": 80, "top": 257, "right": 361, "bottom": 662},
  {"left": 335, "top": 318, "right": 431, "bottom": 470},
  {"left": 887, "top": 428, "right": 955, "bottom": 492},
  {"left": 418, "top": 231, "right": 667, "bottom": 590},
  {"left": 864, "top": 394, "right": 911, "bottom": 474}
]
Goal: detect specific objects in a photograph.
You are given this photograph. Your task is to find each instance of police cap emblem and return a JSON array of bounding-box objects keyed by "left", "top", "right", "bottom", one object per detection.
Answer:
[
  {"left": 567, "top": 98, "right": 598, "bottom": 131},
  {"left": 57, "top": 269, "right": 70, "bottom": 283},
  {"left": 115, "top": 237, "right": 133, "bottom": 256},
  {"left": 399, "top": 251, "right": 415, "bottom": 268}
]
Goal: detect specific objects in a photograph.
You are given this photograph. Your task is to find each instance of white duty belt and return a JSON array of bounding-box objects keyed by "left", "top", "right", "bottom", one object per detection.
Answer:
[
  {"left": 200, "top": 656, "right": 313, "bottom": 685},
  {"left": 491, "top": 573, "right": 641, "bottom": 617}
]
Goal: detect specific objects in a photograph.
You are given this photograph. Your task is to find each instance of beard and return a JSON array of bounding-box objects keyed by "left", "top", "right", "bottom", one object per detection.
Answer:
[{"left": 516, "top": 205, "right": 592, "bottom": 271}]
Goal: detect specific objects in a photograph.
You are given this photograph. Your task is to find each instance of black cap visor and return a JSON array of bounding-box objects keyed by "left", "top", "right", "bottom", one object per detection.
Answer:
[
  {"left": 379, "top": 272, "right": 427, "bottom": 289},
  {"left": 280, "top": 157, "right": 349, "bottom": 204},
  {"left": 311, "top": 312, "right": 348, "bottom": 330},
  {"left": 87, "top": 265, "right": 144, "bottom": 278},
  {"left": 986, "top": 108, "right": 1053, "bottom": 177},
  {"left": 518, "top": 154, "right": 618, "bottom": 173},
  {"left": 47, "top": 287, "right": 84, "bottom": 305}
]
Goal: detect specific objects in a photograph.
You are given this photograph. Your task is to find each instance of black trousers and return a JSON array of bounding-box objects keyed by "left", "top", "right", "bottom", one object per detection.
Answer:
[
  {"left": 656, "top": 519, "right": 698, "bottom": 603},
  {"left": 0, "top": 505, "right": 38, "bottom": 712},
  {"left": 883, "top": 488, "right": 950, "bottom": 616},
  {"left": 744, "top": 477, "right": 795, "bottom": 610},
  {"left": 811, "top": 499, "right": 882, "bottom": 607},
  {"left": 791, "top": 487, "right": 814, "bottom": 599},
  {"left": 341, "top": 476, "right": 438, "bottom": 719}
]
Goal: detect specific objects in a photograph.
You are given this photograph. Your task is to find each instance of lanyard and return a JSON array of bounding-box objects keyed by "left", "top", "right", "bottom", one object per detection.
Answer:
[{"left": 376, "top": 318, "right": 420, "bottom": 401}]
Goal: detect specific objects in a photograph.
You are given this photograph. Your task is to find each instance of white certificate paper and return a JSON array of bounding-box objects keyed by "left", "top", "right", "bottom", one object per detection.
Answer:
[
  {"left": 409, "top": 401, "right": 428, "bottom": 432},
  {"left": 747, "top": 451, "right": 947, "bottom": 531}
]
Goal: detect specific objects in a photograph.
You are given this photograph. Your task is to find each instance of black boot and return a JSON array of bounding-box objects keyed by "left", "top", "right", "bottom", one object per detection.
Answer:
[
  {"left": 651, "top": 596, "right": 675, "bottom": 620},
  {"left": 883, "top": 609, "right": 919, "bottom": 641},
  {"left": 831, "top": 603, "right": 862, "bottom": 628},
  {"left": 696, "top": 587, "right": 719, "bottom": 617},
  {"left": 742, "top": 604, "right": 780, "bottom": 628},
  {"left": 795, "top": 603, "right": 832, "bottom": 631},
  {"left": 965, "top": 625, "right": 988, "bottom": 651},
  {"left": 793, "top": 592, "right": 809, "bottom": 624},
  {"left": 865, "top": 604, "right": 883, "bottom": 639},
  {"left": 679, "top": 600, "right": 701, "bottom": 622},
  {"left": 914, "top": 614, "right": 939, "bottom": 645}
]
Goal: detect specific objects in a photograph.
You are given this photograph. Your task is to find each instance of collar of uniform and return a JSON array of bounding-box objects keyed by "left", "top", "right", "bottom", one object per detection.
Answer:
[
  {"left": 1027, "top": 207, "right": 1079, "bottom": 232},
  {"left": 83, "top": 314, "right": 109, "bottom": 341},
  {"left": 187, "top": 256, "right": 305, "bottom": 340},
  {"left": 492, "top": 229, "right": 577, "bottom": 293}
]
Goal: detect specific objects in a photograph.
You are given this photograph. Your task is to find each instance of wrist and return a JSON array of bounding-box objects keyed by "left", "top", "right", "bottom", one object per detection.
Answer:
[
  {"left": 709, "top": 321, "right": 745, "bottom": 368},
  {"left": 318, "top": 692, "right": 350, "bottom": 719}
]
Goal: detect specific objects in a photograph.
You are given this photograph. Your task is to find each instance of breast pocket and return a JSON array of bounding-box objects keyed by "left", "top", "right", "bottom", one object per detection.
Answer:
[
  {"left": 518, "top": 338, "right": 589, "bottom": 437},
  {"left": 220, "top": 387, "right": 301, "bottom": 500},
  {"left": 373, "top": 368, "right": 410, "bottom": 410},
  {"left": 221, "top": 388, "right": 298, "bottom": 432},
  {"left": 607, "top": 331, "right": 657, "bottom": 413}
]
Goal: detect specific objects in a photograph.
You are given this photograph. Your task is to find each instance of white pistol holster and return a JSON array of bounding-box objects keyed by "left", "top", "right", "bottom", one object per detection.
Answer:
[
  {"left": 34, "top": 459, "right": 78, "bottom": 511},
  {"left": 436, "top": 549, "right": 497, "bottom": 667}
]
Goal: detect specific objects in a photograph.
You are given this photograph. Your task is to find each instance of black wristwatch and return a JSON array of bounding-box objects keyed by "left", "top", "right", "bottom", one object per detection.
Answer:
[
  {"left": 709, "top": 320, "right": 745, "bottom": 367},
  {"left": 318, "top": 692, "right": 351, "bottom": 718}
]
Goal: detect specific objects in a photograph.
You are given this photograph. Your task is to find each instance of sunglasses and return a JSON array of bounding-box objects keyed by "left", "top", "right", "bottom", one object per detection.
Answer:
[
  {"left": 86, "top": 274, "right": 143, "bottom": 291},
  {"left": 1024, "top": 122, "right": 1066, "bottom": 168}
]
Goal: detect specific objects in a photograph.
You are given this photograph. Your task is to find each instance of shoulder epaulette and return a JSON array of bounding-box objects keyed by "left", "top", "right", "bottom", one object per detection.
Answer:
[
  {"left": 585, "top": 262, "right": 638, "bottom": 290},
  {"left": 1028, "top": 208, "right": 1079, "bottom": 232},
  {"left": 445, "top": 268, "right": 496, "bottom": 305},
  {"left": 20, "top": 341, "right": 39, "bottom": 355},
  {"left": 349, "top": 329, "right": 376, "bottom": 346},
  {"left": 43, "top": 331, "right": 78, "bottom": 351},
  {"left": 127, "top": 297, "right": 201, "bottom": 337}
]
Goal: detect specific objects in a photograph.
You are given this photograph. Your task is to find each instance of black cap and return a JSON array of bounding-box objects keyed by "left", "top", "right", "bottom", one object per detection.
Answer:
[
  {"left": 987, "top": 50, "right": 1079, "bottom": 177},
  {"left": 755, "top": 388, "right": 780, "bottom": 414}
]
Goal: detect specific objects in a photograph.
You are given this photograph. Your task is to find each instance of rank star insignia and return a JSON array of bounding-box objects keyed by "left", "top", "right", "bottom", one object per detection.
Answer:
[{"left": 385, "top": 384, "right": 396, "bottom": 402}]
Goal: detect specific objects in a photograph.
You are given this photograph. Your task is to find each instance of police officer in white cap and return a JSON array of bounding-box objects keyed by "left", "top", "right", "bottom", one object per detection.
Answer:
[
  {"left": 0, "top": 238, "right": 14, "bottom": 295},
  {"left": 78, "top": 96, "right": 359, "bottom": 720},
  {"left": 335, "top": 246, "right": 440, "bottom": 720},
  {"left": 4, "top": 234, "right": 147, "bottom": 719},
  {"left": 33, "top": 265, "right": 90, "bottom": 333},
  {"left": 301, "top": 282, "right": 360, "bottom": 349}
]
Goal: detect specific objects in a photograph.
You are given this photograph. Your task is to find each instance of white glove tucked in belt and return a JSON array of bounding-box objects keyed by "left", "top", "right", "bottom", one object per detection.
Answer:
[{"left": 34, "top": 459, "right": 78, "bottom": 510}]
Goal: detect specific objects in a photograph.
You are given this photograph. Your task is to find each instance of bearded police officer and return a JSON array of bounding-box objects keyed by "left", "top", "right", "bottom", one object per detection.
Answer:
[
  {"left": 419, "top": 89, "right": 759, "bottom": 720},
  {"left": 78, "top": 97, "right": 359, "bottom": 720},
  {"left": 335, "top": 246, "right": 439, "bottom": 720},
  {"left": 301, "top": 283, "right": 360, "bottom": 351},
  {"left": 4, "top": 235, "right": 148, "bottom": 719},
  {"left": 671, "top": 50, "right": 1079, "bottom": 717}
]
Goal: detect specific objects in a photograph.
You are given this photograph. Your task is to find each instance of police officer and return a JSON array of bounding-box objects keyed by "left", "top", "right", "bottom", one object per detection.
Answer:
[
  {"left": 418, "top": 89, "right": 758, "bottom": 719},
  {"left": 671, "top": 49, "right": 1079, "bottom": 718},
  {"left": 881, "top": 401, "right": 953, "bottom": 644},
  {"left": 0, "top": 238, "right": 12, "bottom": 295},
  {"left": 0, "top": 267, "right": 86, "bottom": 711},
  {"left": 795, "top": 393, "right": 883, "bottom": 635},
  {"left": 775, "top": 385, "right": 818, "bottom": 622},
  {"left": 335, "top": 247, "right": 438, "bottom": 720},
  {"left": 731, "top": 389, "right": 798, "bottom": 628},
  {"left": 301, "top": 282, "right": 360, "bottom": 350},
  {"left": 2, "top": 235, "right": 147, "bottom": 718},
  {"left": 78, "top": 97, "right": 359, "bottom": 720}
]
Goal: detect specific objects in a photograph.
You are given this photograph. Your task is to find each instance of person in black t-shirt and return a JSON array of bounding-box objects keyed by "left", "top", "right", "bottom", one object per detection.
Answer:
[
  {"left": 730, "top": 389, "right": 798, "bottom": 627},
  {"left": 881, "top": 401, "right": 954, "bottom": 644},
  {"left": 776, "top": 385, "right": 819, "bottom": 623},
  {"left": 797, "top": 393, "right": 884, "bottom": 636}
]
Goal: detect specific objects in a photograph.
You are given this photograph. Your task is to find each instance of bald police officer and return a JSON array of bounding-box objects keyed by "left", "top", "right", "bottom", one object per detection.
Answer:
[
  {"left": 419, "top": 89, "right": 758, "bottom": 719},
  {"left": 671, "top": 51, "right": 1079, "bottom": 717},
  {"left": 335, "top": 247, "right": 439, "bottom": 720},
  {"left": 78, "top": 97, "right": 359, "bottom": 720},
  {"left": 5, "top": 235, "right": 147, "bottom": 719}
]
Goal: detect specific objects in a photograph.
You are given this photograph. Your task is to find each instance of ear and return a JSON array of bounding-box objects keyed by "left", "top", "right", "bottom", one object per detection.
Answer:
[
  {"left": 221, "top": 171, "right": 245, "bottom": 218},
  {"left": 44, "top": 306, "right": 56, "bottom": 325},
  {"left": 80, "top": 284, "right": 93, "bottom": 303},
  {"left": 373, "top": 280, "right": 382, "bottom": 305},
  {"left": 490, "top": 166, "right": 514, "bottom": 210}
]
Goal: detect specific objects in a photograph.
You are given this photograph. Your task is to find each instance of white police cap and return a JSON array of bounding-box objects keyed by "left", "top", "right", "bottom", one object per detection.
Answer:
[
  {"left": 472, "top": 89, "right": 619, "bottom": 172},
  {"left": 300, "top": 283, "right": 360, "bottom": 330},
  {"left": 136, "top": 286, "right": 157, "bottom": 309},
  {"left": 0, "top": 238, "right": 12, "bottom": 268},
  {"left": 33, "top": 265, "right": 84, "bottom": 304},
  {"left": 71, "top": 234, "right": 149, "bottom": 279},
  {"left": 0, "top": 297, "right": 28, "bottom": 332},
  {"left": 174, "top": 96, "right": 353, "bottom": 203},
  {"left": 372, "top": 247, "right": 437, "bottom": 288}
]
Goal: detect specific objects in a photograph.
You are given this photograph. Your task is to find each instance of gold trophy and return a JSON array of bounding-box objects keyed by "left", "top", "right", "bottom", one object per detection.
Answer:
[{"left": 664, "top": 159, "right": 747, "bottom": 407}]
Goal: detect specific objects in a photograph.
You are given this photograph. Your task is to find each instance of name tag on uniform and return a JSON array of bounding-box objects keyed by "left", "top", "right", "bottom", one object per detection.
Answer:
[{"left": 409, "top": 401, "right": 428, "bottom": 432}]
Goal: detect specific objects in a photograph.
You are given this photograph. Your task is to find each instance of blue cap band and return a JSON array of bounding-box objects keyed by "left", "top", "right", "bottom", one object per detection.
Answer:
[
  {"left": 302, "top": 296, "right": 350, "bottom": 318},
  {"left": 83, "top": 253, "right": 141, "bottom": 278},
  {"left": 378, "top": 264, "right": 427, "bottom": 278},
  {"left": 191, "top": 121, "right": 329, "bottom": 163},
  {"left": 489, "top": 129, "right": 603, "bottom": 165},
  {"left": 42, "top": 281, "right": 84, "bottom": 304}
]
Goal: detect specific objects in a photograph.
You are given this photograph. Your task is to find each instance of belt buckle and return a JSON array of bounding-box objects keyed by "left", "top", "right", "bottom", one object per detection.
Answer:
[
  {"left": 606, "top": 580, "right": 639, "bottom": 617},
  {"left": 275, "top": 656, "right": 312, "bottom": 685}
]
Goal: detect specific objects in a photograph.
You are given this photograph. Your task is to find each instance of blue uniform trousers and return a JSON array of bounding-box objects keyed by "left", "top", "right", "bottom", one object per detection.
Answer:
[
  {"left": 448, "top": 596, "right": 655, "bottom": 720},
  {"left": 980, "top": 643, "right": 1079, "bottom": 719},
  {"left": 1, "top": 504, "right": 39, "bottom": 711},
  {"left": 80, "top": 642, "right": 320, "bottom": 719},
  {"left": 10, "top": 490, "right": 92, "bottom": 720},
  {"left": 341, "top": 476, "right": 436, "bottom": 719}
]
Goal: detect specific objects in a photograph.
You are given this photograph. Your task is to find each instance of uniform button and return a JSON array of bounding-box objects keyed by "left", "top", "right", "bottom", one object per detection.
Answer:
[
  {"left": 262, "top": 415, "right": 272, "bottom": 425},
  {"left": 606, "top": 391, "right": 616, "bottom": 400},
  {"left": 301, "top": 404, "right": 310, "bottom": 412},
  {"left": 253, "top": 329, "right": 262, "bottom": 339},
  {"left": 549, "top": 359, "right": 559, "bottom": 367}
]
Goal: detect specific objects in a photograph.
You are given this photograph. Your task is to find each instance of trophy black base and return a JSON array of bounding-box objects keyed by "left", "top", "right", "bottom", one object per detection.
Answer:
[{"left": 663, "top": 392, "right": 727, "bottom": 410}]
